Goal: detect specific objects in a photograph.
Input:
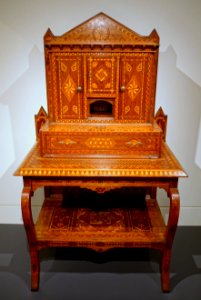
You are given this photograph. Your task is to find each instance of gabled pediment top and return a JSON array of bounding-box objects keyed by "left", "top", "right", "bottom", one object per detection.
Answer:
[{"left": 44, "top": 12, "right": 159, "bottom": 46}]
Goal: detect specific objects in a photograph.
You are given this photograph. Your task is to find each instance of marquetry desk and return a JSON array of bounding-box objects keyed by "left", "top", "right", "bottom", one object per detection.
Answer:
[
  {"left": 15, "top": 141, "right": 186, "bottom": 292},
  {"left": 15, "top": 13, "right": 187, "bottom": 292}
]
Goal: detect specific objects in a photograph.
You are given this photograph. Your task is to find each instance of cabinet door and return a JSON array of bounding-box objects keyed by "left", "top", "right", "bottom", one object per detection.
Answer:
[
  {"left": 120, "top": 53, "right": 155, "bottom": 122},
  {"left": 50, "top": 53, "right": 83, "bottom": 121},
  {"left": 86, "top": 53, "right": 119, "bottom": 99}
]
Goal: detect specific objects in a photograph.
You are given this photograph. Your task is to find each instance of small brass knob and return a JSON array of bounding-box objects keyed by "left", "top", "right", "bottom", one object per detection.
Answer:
[
  {"left": 120, "top": 85, "right": 126, "bottom": 92},
  {"left": 77, "top": 86, "right": 82, "bottom": 92}
]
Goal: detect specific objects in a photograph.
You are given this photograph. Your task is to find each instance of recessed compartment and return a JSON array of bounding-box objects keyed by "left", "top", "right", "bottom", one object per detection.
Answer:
[{"left": 89, "top": 99, "right": 113, "bottom": 118}]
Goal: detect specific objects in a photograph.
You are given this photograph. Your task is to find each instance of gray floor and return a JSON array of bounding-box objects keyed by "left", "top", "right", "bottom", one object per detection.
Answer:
[{"left": 0, "top": 225, "right": 201, "bottom": 300}]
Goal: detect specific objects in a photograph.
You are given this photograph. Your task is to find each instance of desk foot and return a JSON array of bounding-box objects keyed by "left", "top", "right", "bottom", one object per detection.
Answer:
[
  {"left": 30, "top": 248, "right": 40, "bottom": 291},
  {"left": 161, "top": 249, "right": 171, "bottom": 292}
]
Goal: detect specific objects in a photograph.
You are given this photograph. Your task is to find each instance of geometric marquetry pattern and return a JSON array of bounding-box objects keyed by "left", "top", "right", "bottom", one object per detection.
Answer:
[
  {"left": 62, "top": 74, "right": 76, "bottom": 102},
  {"left": 50, "top": 206, "right": 151, "bottom": 231},
  {"left": 87, "top": 55, "right": 117, "bottom": 96},
  {"left": 85, "top": 137, "right": 116, "bottom": 149},
  {"left": 51, "top": 54, "right": 82, "bottom": 120},
  {"left": 120, "top": 54, "right": 152, "bottom": 122},
  {"left": 127, "top": 76, "right": 141, "bottom": 101},
  {"left": 15, "top": 143, "right": 187, "bottom": 178}
]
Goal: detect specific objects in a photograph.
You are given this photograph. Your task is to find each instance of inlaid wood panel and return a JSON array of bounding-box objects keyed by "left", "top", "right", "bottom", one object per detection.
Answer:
[
  {"left": 49, "top": 53, "right": 83, "bottom": 121},
  {"left": 119, "top": 53, "right": 156, "bottom": 122},
  {"left": 39, "top": 121, "right": 162, "bottom": 158},
  {"left": 86, "top": 53, "right": 119, "bottom": 98},
  {"left": 40, "top": 130, "right": 161, "bottom": 158},
  {"left": 35, "top": 197, "right": 166, "bottom": 251},
  {"left": 14, "top": 141, "right": 186, "bottom": 178}
]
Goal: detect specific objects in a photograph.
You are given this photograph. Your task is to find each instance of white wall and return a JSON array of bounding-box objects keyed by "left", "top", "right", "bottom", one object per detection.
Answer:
[{"left": 0, "top": 0, "right": 201, "bottom": 224}]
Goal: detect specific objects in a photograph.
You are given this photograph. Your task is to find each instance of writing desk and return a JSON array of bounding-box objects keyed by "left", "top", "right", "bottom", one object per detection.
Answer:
[
  {"left": 15, "top": 142, "right": 186, "bottom": 292},
  {"left": 15, "top": 12, "right": 187, "bottom": 292}
]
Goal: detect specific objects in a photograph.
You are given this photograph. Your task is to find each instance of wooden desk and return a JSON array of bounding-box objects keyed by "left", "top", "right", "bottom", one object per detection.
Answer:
[
  {"left": 14, "top": 13, "right": 187, "bottom": 292},
  {"left": 15, "top": 142, "right": 186, "bottom": 292}
]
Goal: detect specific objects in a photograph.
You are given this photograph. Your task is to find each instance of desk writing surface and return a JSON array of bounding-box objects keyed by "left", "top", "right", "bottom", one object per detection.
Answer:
[{"left": 15, "top": 142, "right": 186, "bottom": 178}]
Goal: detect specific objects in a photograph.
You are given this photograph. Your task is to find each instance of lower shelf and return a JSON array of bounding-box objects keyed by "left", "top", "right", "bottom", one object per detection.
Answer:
[{"left": 35, "top": 195, "right": 166, "bottom": 251}]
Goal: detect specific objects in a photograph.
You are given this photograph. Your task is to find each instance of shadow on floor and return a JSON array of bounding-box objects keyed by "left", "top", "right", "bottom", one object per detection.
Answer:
[{"left": 0, "top": 225, "right": 201, "bottom": 300}]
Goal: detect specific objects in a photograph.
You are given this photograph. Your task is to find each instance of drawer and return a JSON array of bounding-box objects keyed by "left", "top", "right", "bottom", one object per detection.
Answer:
[{"left": 40, "top": 130, "right": 161, "bottom": 158}]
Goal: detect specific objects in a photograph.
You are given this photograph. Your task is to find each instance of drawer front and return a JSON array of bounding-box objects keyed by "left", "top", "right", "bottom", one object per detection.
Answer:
[{"left": 40, "top": 131, "right": 161, "bottom": 158}]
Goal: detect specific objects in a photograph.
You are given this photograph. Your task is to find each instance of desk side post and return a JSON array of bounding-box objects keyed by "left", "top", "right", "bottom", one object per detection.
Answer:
[
  {"left": 21, "top": 178, "right": 40, "bottom": 291},
  {"left": 161, "top": 186, "right": 180, "bottom": 292}
]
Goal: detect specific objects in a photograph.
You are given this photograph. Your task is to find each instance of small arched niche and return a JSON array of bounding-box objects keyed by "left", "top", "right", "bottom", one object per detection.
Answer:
[{"left": 89, "top": 99, "right": 113, "bottom": 118}]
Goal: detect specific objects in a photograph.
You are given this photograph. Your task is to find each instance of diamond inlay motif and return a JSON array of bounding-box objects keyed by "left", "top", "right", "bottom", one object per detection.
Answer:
[
  {"left": 62, "top": 75, "right": 76, "bottom": 102},
  {"left": 95, "top": 68, "right": 108, "bottom": 82},
  {"left": 127, "top": 76, "right": 141, "bottom": 101}
]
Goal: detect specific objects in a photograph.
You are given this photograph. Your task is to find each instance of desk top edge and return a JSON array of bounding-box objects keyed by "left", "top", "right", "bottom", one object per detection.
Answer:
[{"left": 14, "top": 142, "right": 187, "bottom": 178}]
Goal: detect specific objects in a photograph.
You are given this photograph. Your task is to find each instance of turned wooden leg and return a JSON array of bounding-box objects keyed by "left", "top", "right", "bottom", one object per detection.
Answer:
[
  {"left": 161, "top": 187, "right": 180, "bottom": 292},
  {"left": 21, "top": 182, "right": 40, "bottom": 291}
]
